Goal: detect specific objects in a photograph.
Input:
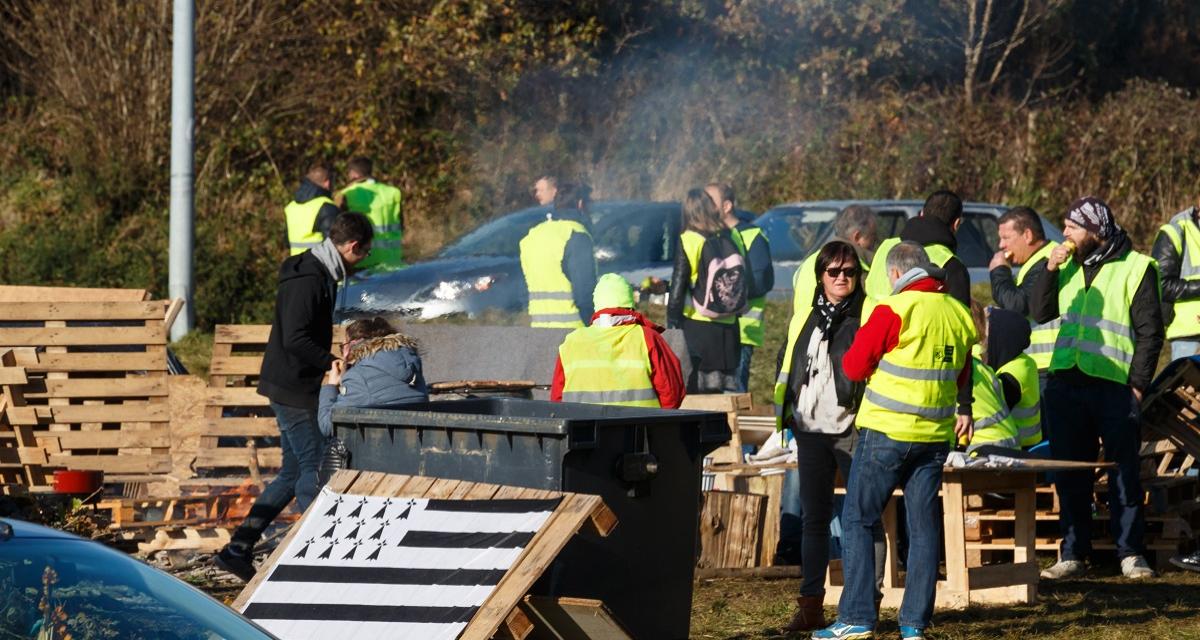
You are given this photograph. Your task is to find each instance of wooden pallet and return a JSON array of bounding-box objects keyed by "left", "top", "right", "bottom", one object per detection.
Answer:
[
  {"left": 182, "top": 324, "right": 346, "bottom": 488},
  {"left": 0, "top": 301, "right": 171, "bottom": 489},
  {"left": 232, "top": 470, "right": 619, "bottom": 640},
  {"left": 0, "top": 285, "right": 149, "bottom": 303}
]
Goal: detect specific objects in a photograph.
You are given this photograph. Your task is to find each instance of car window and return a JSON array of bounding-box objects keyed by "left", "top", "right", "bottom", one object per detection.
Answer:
[
  {"left": 0, "top": 538, "right": 272, "bottom": 639},
  {"left": 592, "top": 205, "right": 676, "bottom": 267},
  {"left": 756, "top": 207, "right": 840, "bottom": 261},
  {"left": 438, "top": 208, "right": 550, "bottom": 258},
  {"left": 875, "top": 210, "right": 908, "bottom": 240},
  {"left": 956, "top": 213, "right": 998, "bottom": 267}
]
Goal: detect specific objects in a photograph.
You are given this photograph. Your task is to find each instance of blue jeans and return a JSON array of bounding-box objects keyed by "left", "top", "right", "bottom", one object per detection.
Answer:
[
  {"left": 733, "top": 344, "right": 753, "bottom": 393},
  {"left": 838, "top": 428, "right": 948, "bottom": 631},
  {"left": 1044, "top": 376, "right": 1144, "bottom": 560},
  {"left": 1171, "top": 339, "right": 1200, "bottom": 361},
  {"left": 229, "top": 401, "right": 323, "bottom": 553}
]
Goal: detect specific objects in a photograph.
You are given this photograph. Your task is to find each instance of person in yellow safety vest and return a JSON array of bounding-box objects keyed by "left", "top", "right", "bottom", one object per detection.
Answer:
[
  {"left": 551, "top": 273, "right": 685, "bottom": 408},
  {"left": 988, "top": 206, "right": 1059, "bottom": 372},
  {"left": 339, "top": 156, "right": 404, "bottom": 270},
  {"left": 863, "top": 190, "right": 972, "bottom": 307},
  {"left": 1152, "top": 199, "right": 1200, "bottom": 361},
  {"left": 816, "top": 241, "right": 974, "bottom": 638},
  {"left": 667, "top": 188, "right": 748, "bottom": 393},
  {"left": 706, "top": 182, "right": 774, "bottom": 394},
  {"left": 284, "top": 163, "right": 342, "bottom": 256},
  {"left": 1030, "top": 196, "right": 1163, "bottom": 581},
  {"left": 519, "top": 182, "right": 597, "bottom": 328},
  {"left": 962, "top": 303, "right": 1039, "bottom": 454}
]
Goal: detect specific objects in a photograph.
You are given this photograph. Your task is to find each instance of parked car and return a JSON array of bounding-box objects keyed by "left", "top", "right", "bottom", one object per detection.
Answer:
[
  {"left": 0, "top": 518, "right": 276, "bottom": 639},
  {"left": 756, "top": 200, "right": 1065, "bottom": 296}
]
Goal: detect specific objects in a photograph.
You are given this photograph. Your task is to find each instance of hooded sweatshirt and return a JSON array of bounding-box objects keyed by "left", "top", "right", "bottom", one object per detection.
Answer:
[
  {"left": 257, "top": 250, "right": 340, "bottom": 409},
  {"left": 318, "top": 333, "right": 429, "bottom": 436},
  {"left": 900, "top": 216, "right": 972, "bottom": 307},
  {"left": 551, "top": 307, "right": 686, "bottom": 409},
  {"left": 984, "top": 307, "right": 1032, "bottom": 408}
]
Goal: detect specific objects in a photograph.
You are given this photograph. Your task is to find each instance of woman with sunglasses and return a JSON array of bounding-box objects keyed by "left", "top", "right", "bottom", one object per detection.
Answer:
[{"left": 776, "top": 240, "right": 883, "bottom": 632}]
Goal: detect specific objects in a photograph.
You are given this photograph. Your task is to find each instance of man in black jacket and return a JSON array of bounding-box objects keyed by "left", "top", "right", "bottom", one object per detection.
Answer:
[
  {"left": 897, "top": 190, "right": 972, "bottom": 306},
  {"left": 216, "top": 212, "right": 374, "bottom": 581},
  {"left": 988, "top": 207, "right": 1052, "bottom": 318},
  {"left": 1152, "top": 202, "right": 1200, "bottom": 361},
  {"left": 1031, "top": 196, "right": 1163, "bottom": 581}
]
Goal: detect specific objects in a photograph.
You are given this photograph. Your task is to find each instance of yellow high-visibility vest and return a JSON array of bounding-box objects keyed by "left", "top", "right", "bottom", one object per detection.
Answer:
[
  {"left": 520, "top": 219, "right": 591, "bottom": 328},
  {"left": 1049, "top": 250, "right": 1158, "bottom": 384},
  {"left": 558, "top": 323, "right": 659, "bottom": 407},
  {"left": 1015, "top": 241, "right": 1060, "bottom": 370},
  {"left": 998, "top": 353, "right": 1042, "bottom": 447},
  {"left": 285, "top": 197, "right": 333, "bottom": 255},
  {"left": 964, "top": 358, "right": 1020, "bottom": 454},
  {"left": 855, "top": 289, "right": 976, "bottom": 444},
  {"left": 1157, "top": 210, "right": 1200, "bottom": 340},
  {"left": 341, "top": 179, "right": 403, "bottom": 269},
  {"left": 737, "top": 226, "right": 768, "bottom": 347},
  {"left": 679, "top": 229, "right": 746, "bottom": 325},
  {"left": 863, "top": 237, "right": 954, "bottom": 302}
]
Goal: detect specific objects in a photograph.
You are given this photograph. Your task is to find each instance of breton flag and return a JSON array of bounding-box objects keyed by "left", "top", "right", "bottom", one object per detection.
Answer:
[{"left": 241, "top": 487, "right": 561, "bottom": 640}]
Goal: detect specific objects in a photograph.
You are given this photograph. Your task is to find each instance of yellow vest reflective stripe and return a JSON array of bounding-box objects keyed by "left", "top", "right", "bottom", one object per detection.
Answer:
[
  {"left": 1015, "top": 241, "right": 1060, "bottom": 370},
  {"left": 342, "top": 179, "right": 404, "bottom": 269},
  {"left": 998, "top": 353, "right": 1042, "bottom": 447},
  {"left": 863, "top": 237, "right": 954, "bottom": 317},
  {"left": 558, "top": 324, "right": 659, "bottom": 407},
  {"left": 1049, "top": 250, "right": 1157, "bottom": 384},
  {"left": 1159, "top": 210, "right": 1200, "bottom": 340},
  {"left": 738, "top": 226, "right": 767, "bottom": 347},
  {"left": 773, "top": 248, "right": 870, "bottom": 429},
  {"left": 520, "top": 219, "right": 590, "bottom": 328},
  {"left": 285, "top": 197, "right": 333, "bottom": 256},
  {"left": 680, "top": 230, "right": 745, "bottom": 325},
  {"left": 856, "top": 290, "right": 976, "bottom": 443},
  {"left": 965, "top": 358, "right": 1021, "bottom": 454}
]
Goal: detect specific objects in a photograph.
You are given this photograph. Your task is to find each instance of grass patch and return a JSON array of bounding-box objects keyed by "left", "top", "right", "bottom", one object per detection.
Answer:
[{"left": 170, "top": 331, "right": 214, "bottom": 379}]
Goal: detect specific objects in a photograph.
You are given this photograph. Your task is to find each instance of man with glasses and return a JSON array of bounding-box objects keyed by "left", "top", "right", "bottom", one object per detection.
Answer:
[{"left": 216, "top": 212, "right": 374, "bottom": 582}]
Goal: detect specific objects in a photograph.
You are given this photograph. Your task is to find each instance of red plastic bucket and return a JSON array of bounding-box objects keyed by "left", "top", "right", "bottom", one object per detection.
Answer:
[{"left": 52, "top": 470, "right": 103, "bottom": 495}]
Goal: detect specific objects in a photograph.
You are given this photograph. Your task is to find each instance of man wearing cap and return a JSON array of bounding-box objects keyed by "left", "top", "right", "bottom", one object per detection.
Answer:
[
  {"left": 1031, "top": 196, "right": 1164, "bottom": 580},
  {"left": 551, "top": 273, "right": 685, "bottom": 408}
]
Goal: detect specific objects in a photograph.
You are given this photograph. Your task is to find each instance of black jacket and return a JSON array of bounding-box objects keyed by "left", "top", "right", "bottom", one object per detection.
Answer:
[
  {"left": 257, "top": 251, "right": 339, "bottom": 409},
  {"left": 989, "top": 251, "right": 1049, "bottom": 318},
  {"left": 1151, "top": 208, "right": 1200, "bottom": 328},
  {"left": 561, "top": 225, "right": 597, "bottom": 323},
  {"left": 985, "top": 307, "right": 1032, "bottom": 408},
  {"left": 775, "top": 287, "right": 866, "bottom": 417},
  {"left": 736, "top": 221, "right": 775, "bottom": 298},
  {"left": 1030, "top": 235, "right": 1164, "bottom": 392},
  {"left": 668, "top": 228, "right": 744, "bottom": 327},
  {"left": 900, "top": 217, "right": 971, "bottom": 307}
]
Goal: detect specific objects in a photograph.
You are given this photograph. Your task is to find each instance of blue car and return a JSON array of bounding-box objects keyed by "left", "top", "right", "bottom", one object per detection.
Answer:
[{"left": 0, "top": 518, "right": 275, "bottom": 639}]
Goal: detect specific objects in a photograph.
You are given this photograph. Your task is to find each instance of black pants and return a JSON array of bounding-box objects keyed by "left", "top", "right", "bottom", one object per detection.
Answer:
[{"left": 792, "top": 428, "right": 886, "bottom": 597}]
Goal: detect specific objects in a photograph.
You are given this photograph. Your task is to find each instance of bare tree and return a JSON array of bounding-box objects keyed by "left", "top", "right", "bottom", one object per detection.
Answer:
[{"left": 944, "top": 0, "right": 1069, "bottom": 105}]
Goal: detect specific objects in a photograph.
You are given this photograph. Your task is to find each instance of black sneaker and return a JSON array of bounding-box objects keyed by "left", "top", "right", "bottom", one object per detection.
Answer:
[
  {"left": 214, "top": 546, "right": 257, "bottom": 582},
  {"left": 1170, "top": 551, "right": 1200, "bottom": 573}
]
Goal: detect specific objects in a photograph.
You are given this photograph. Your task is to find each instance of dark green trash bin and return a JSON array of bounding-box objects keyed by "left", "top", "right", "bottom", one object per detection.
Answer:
[{"left": 332, "top": 398, "right": 729, "bottom": 640}]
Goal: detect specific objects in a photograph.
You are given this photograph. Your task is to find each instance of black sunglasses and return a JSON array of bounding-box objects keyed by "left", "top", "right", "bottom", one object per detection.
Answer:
[{"left": 824, "top": 266, "right": 859, "bottom": 278}]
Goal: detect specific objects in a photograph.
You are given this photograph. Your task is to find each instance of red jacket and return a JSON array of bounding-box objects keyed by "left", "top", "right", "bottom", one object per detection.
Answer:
[
  {"left": 842, "top": 276, "right": 973, "bottom": 414},
  {"left": 551, "top": 308, "right": 686, "bottom": 409}
]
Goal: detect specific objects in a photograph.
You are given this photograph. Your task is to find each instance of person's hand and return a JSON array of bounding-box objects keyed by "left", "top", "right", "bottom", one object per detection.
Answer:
[
  {"left": 1132, "top": 387, "right": 1143, "bottom": 403},
  {"left": 954, "top": 414, "right": 974, "bottom": 442},
  {"left": 326, "top": 359, "right": 346, "bottom": 386},
  {"left": 1046, "top": 243, "right": 1074, "bottom": 272},
  {"left": 989, "top": 250, "right": 1011, "bottom": 271}
]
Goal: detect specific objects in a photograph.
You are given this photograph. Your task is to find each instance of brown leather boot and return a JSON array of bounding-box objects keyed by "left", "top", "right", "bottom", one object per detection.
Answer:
[{"left": 784, "top": 595, "right": 827, "bottom": 633}]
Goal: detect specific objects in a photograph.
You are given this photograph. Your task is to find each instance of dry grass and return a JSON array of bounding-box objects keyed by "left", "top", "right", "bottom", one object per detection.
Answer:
[{"left": 691, "top": 570, "right": 1200, "bottom": 639}]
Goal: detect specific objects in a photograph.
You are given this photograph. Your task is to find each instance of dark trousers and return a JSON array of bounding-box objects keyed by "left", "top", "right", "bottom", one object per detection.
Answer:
[
  {"left": 1044, "top": 376, "right": 1145, "bottom": 561},
  {"left": 792, "top": 429, "right": 885, "bottom": 598}
]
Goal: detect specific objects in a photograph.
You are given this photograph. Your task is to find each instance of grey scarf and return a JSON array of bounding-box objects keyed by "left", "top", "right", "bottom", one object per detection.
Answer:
[{"left": 310, "top": 238, "right": 346, "bottom": 282}]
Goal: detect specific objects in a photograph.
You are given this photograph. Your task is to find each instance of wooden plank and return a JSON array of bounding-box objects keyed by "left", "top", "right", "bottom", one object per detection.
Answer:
[
  {"left": 941, "top": 475, "right": 969, "bottom": 593},
  {"left": 39, "top": 430, "right": 171, "bottom": 449},
  {"left": 460, "top": 494, "right": 604, "bottom": 640},
  {"left": 0, "top": 367, "right": 27, "bottom": 386},
  {"left": 966, "top": 561, "right": 1039, "bottom": 591},
  {"left": 46, "top": 453, "right": 171, "bottom": 474},
  {"left": 0, "top": 326, "right": 166, "bottom": 346},
  {"left": 206, "top": 387, "right": 270, "bottom": 407},
  {"left": 48, "top": 403, "right": 170, "bottom": 424},
  {"left": 520, "top": 597, "right": 635, "bottom": 640},
  {"left": 28, "top": 377, "right": 169, "bottom": 399},
  {"left": 193, "top": 448, "right": 282, "bottom": 469},
  {"left": 209, "top": 356, "right": 265, "bottom": 377},
  {"left": 214, "top": 324, "right": 273, "bottom": 344},
  {"left": 0, "top": 301, "right": 165, "bottom": 321},
  {"left": 28, "top": 352, "right": 168, "bottom": 372},
  {"left": 182, "top": 418, "right": 279, "bottom": 438},
  {"left": 0, "top": 286, "right": 149, "bottom": 303},
  {"left": 497, "top": 606, "right": 534, "bottom": 640}
]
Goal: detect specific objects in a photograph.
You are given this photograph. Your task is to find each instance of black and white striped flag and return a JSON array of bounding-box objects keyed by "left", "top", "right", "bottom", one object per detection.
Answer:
[{"left": 241, "top": 487, "right": 561, "bottom": 640}]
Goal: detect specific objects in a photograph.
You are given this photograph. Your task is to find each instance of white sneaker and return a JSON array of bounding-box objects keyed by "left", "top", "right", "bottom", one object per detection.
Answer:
[
  {"left": 1040, "top": 560, "right": 1085, "bottom": 580},
  {"left": 1120, "top": 555, "right": 1156, "bottom": 579}
]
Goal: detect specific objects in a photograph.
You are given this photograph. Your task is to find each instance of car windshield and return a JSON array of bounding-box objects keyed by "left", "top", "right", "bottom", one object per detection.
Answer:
[
  {"left": 0, "top": 537, "right": 272, "bottom": 640},
  {"left": 757, "top": 207, "right": 840, "bottom": 261},
  {"left": 591, "top": 203, "right": 678, "bottom": 267},
  {"left": 438, "top": 207, "right": 551, "bottom": 258}
]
